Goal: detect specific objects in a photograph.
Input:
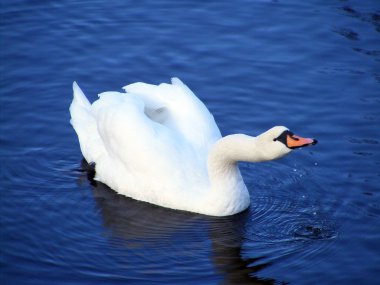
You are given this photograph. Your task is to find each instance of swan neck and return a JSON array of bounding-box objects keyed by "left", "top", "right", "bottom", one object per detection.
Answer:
[
  {"left": 206, "top": 134, "right": 257, "bottom": 215},
  {"left": 209, "top": 134, "right": 268, "bottom": 166}
]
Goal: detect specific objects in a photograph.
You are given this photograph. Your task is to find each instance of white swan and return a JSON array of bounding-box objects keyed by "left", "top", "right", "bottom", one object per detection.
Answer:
[{"left": 70, "top": 78, "right": 317, "bottom": 216}]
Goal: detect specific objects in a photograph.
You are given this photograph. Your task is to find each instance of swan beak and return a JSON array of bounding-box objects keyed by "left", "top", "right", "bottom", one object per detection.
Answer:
[{"left": 287, "top": 134, "right": 318, "bottom": 149}]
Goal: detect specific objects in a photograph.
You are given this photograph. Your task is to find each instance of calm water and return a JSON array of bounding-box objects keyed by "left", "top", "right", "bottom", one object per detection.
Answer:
[{"left": 1, "top": 0, "right": 380, "bottom": 284}]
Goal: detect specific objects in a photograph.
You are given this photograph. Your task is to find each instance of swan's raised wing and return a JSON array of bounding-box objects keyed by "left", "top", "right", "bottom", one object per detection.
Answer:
[
  {"left": 123, "top": 78, "right": 222, "bottom": 156},
  {"left": 90, "top": 91, "right": 205, "bottom": 205}
]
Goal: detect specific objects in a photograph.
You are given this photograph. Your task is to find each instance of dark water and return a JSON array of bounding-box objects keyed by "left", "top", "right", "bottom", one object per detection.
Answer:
[{"left": 1, "top": 0, "right": 379, "bottom": 284}]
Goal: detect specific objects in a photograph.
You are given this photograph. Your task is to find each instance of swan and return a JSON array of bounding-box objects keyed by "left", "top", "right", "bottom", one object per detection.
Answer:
[{"left": 70, "top": 78, "right": 317, "bottom": 216}]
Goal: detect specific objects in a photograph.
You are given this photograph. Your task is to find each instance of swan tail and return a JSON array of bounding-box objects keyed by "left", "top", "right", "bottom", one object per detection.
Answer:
[
  {"left": 70, "top": 82, "right": 103, "bottom": 163},
  {"left": 72, "top": 81, "right": 91, "bottom": 108},
  {"left": 70, "top": 81, "right": 93, "bottom": 129}
]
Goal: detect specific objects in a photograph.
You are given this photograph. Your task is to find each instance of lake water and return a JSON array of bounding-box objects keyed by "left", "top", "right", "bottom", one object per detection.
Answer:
[{"left": 1, "top": 0, "right": 379, "bottom": 284}]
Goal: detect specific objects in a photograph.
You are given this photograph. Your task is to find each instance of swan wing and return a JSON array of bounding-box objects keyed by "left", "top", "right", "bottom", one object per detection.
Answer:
[
  {"left": 71, "top": 80, "right": 215, "bottom": 210},
  {"left": 123, "top": 78, "right": 222, "bottom": 156},
  {"left": 90, "top": 91, "right": 204, "bottom": 205}
]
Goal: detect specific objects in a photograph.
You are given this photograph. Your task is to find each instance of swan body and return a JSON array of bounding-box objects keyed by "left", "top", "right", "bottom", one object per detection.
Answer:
[{"left": 70, "top": 78, "right": 316, "bottom": 216}]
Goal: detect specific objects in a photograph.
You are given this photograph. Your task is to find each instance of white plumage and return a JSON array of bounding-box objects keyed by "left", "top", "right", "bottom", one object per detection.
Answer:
[{"left": 70, "top": 78, "right": 315, "bottom": 216}]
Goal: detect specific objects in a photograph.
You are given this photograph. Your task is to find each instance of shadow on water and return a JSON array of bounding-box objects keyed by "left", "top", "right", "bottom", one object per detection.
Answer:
[{"left": 78, "top": 159, "right": 281, "bottom": 284}]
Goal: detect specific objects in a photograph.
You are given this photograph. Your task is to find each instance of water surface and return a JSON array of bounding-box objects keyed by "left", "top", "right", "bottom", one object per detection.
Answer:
[{"left": 1, "top": 0, "right": 380, "bottom": 284}]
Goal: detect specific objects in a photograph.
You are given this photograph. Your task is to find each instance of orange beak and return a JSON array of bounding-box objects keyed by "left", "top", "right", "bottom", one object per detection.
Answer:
[{"left": 286, "top": 134, "right": 317, "bottom": 149}]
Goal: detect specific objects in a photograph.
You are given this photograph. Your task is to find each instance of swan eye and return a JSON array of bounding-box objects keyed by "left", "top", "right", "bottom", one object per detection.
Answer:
[{"left": 274, "top": 130, "right": 290, "bottom": 144}]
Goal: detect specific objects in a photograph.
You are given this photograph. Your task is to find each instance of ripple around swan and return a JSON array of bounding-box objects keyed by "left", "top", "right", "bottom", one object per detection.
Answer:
[
  {"left": 73, "top": 160, "right": 297, "bottom": 283},
  {"left": 1, "top": 146, "right": 79, "bottom": 191},
  {"left": 1, "top": 148, "right": 338, "bottom": 283},
  {"left": 0, "top": 146, "right": 337, "bottom": 284},
  {"left": 70, "top": 159, "right": 338, "bottom": 284},
  {"left": 239, "top": 162, "right": 337, "bottom": 272}
]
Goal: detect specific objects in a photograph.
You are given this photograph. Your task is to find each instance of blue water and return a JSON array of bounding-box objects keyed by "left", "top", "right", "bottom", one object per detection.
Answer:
[{"left": 1, "top": 0, "right": 379, "bottom": 284}]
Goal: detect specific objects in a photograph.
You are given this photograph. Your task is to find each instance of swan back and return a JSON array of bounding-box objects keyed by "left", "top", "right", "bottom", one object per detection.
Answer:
[{"left": 70, "top": 79, "right": 222, "bottom": 212}]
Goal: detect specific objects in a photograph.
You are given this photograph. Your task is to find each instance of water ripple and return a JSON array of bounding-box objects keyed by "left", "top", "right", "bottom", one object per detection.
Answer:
[
  {"left": 2, "top": 146, "right": 78, "bottom": 190},
  {"left": 239, "top": 162, "right": 337, "bottom": 273}
]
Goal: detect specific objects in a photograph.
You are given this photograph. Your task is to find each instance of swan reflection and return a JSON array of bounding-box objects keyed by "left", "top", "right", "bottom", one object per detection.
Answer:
[{"left": 80, "top": 160, "right": 279, "bottom": 284}]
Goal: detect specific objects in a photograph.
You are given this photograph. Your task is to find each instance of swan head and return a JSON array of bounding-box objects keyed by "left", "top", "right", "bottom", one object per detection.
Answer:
[{"left": 255, "top": 126, "right": 317, "bottom": 161}]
